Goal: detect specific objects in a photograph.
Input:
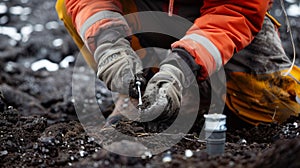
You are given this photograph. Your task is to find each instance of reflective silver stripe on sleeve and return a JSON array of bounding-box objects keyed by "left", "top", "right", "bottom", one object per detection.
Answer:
[
  {"left": 182, "top": 34, "right": 222, "bottom": 71},
  {"left": 79, "top": 10, "right": 128, "bottom": 39}
]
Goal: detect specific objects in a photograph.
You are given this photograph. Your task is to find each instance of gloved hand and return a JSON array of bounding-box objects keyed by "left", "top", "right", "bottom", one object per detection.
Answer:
[
  {"left": 93, "top": 26, "right": 142, "bottom": 94},
  {"left": 141, "top": 48, "right": 201, "bottom": 121}
]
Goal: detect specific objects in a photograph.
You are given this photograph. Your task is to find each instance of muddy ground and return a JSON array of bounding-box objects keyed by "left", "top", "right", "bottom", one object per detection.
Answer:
[{"left": 1, "top": 0, "right": 300, "bottom": 167}]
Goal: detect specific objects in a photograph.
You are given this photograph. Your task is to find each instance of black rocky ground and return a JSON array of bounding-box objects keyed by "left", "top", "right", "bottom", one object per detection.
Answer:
[{"left": 1, "top": 0, "right": 300, "bottom": 167}]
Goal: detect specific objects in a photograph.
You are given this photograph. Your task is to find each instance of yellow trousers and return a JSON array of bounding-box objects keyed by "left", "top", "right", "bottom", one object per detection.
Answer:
[{"left": 226, "top": 67, "right": 300, "bottom": 125}]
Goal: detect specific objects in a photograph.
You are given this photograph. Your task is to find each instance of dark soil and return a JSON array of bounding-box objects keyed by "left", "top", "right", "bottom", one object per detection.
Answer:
[{"left": 1, "top": 0, "right": 300, "bottom": 167}]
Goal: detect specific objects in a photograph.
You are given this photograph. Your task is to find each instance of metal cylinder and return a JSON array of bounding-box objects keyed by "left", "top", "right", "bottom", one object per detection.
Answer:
[{"left": 204, "top": 114, "right": 227, "bottom": 155}]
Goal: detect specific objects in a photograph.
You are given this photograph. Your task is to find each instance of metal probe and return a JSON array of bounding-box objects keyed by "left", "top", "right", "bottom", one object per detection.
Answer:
[
  {"left": 126, "top": 59, "right": 143, "bottom": 109},
  {"left": 136, "top": 80, "right": 143, "bottom": 110}
]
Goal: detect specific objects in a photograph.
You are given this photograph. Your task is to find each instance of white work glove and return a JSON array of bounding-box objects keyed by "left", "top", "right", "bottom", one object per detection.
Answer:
[
  {"left": 93, "top": 27, "right": 142, "bottom": 94},
  {"left": 141, "top": 48, "right": 201, "bottom": 121}
]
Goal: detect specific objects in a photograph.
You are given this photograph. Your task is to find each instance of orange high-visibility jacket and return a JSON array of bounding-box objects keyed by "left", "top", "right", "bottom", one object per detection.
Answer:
[{"left": 65, "top": 0, "right": 270, "bottom": 80}]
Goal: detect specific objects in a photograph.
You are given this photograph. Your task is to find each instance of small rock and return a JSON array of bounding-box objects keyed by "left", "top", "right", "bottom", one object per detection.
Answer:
[
  {"left": 79, "top": 150, "right": 87, "bottom": 157},
  {"left": 185, "top": 149, "right": 193, "bottom": 158},
  {"left": 0, "top": 150, "right": 8, "bottom": 156},
  {"left": 141, "top": 151, "right": 152, "bottom": 159},
  {"left": 162, "top": 155, "right": 172, "bottom": 163},
  {"left": 293, "top": 122, "right": 298, "bottom": 128}
]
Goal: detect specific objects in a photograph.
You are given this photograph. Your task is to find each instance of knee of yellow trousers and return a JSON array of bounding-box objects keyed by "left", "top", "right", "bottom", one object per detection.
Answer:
[{"left": 225, "top": 70, "right": 300, "bottom": 125}]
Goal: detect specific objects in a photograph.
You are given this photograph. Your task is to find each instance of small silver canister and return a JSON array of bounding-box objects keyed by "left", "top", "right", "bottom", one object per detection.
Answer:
[{"left": 204, "top": 114, "right": 227, "bottom": 155}]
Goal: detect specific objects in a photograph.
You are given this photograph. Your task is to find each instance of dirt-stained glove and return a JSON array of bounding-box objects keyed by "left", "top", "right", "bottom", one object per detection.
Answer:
[
  {"left": 93, "top": 26, "right": 142, "bottom": 94},
  {"left": 141, "top": 48, "right": 201, "bottom": 121}
]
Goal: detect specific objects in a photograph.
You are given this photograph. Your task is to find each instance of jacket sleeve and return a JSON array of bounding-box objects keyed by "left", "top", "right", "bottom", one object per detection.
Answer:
[
  {"left": 172, "top": 0, "right": 270, "bottom": 80},
  {"left": 65, "top": 0, "right": 130, "bottom": 52}
]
